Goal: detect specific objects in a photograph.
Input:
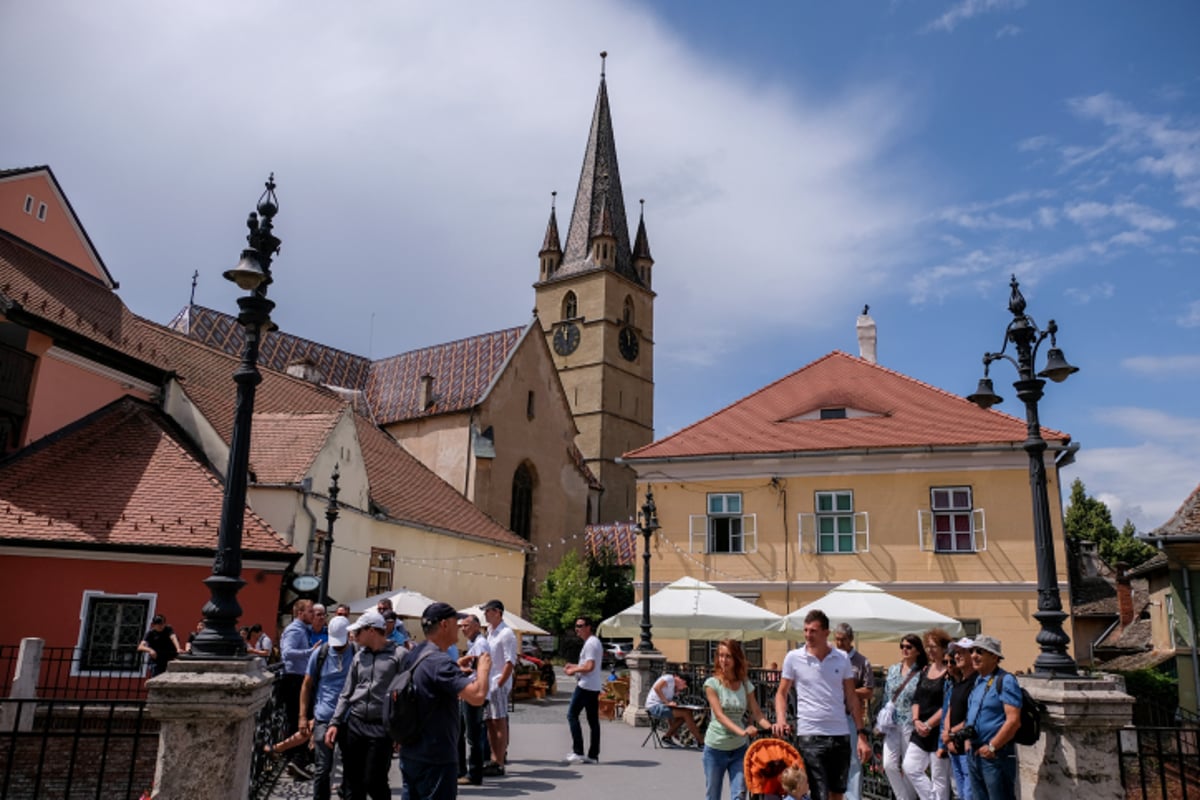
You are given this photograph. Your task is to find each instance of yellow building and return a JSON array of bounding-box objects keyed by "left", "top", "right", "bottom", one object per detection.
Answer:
[{"left": 622, "top": 332, "right": 1074, "bottom": 672}]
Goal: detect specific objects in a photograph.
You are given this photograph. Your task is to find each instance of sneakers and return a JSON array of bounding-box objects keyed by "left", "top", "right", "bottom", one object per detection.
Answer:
[
  {"left": 481, "top": 762, "right": 505, "bottom": 777},
  {"left": 661, "top": 735, "right": 678, "bottom": 748},
  {"left": 583, "top": 756, "right": 599, "bottom": 764},
  {"left": 565, "top": 752, "right": 585, "bottom": 764}
]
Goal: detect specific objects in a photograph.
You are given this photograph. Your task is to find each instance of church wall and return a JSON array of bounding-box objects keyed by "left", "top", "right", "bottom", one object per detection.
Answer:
[{"left": 383, "top": 411, "right": 473, "bottom": 498}]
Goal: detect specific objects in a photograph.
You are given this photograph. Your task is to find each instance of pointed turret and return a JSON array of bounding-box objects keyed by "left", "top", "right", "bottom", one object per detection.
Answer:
[
  {"left": 588, "top": 193, "right": 618, "bottom": 269},
  {"left": 632, "top": 199, "right": 653, "bottom": 288},
  {"left": 561, "top": 52, "right": 637, "bottom": 282},
  {"left": 538, "top": 192, "right": 562, "bottom": 281}
]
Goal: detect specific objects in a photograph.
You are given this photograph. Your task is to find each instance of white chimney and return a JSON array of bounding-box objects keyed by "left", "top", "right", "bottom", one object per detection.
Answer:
[{"left": 856, "top": 305, "right": 877, "bottom": 364}]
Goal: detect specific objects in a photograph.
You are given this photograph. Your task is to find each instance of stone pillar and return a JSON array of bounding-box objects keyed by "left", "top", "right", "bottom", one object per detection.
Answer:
[
  {"left": 0, "top": 637, "right": 43, "bottom": 732},
  {"left": 146, "top": 657, "right": 274, "bottom": 800},
  {"left": 622, "top": 649, "right": 666, "bottom": 727},
  {"left": 1018, "top": 674, "right": 1134, "bottom": 800}
]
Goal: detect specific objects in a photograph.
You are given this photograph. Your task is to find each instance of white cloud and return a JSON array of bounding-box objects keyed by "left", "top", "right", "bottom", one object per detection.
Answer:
[
  {"left": 0, "top": 1, "right": 930, "bottom": 369},
  {"left": 1177, "top": 301, "right": 1200, "bottom": 328},
  {"left": 1121, "top": 355, "right": 1200, "bottom": 376},
  {"left": 1064, "top": 282, "right": 1114, "bottom": 304},
  {"left": 996, "top": 24, "right": 1022, "bottom": 38},
  {"left": 908, "top": 242, "right": 1089, "bottom": 303},
  {"left": 1036, "top": 206, "right": 1058, "bottom": 227},
  {"left": 1067, "top": 93, "right": 1200, "bottom": 208},
  {"left": 1017, "top": 135, "right": 1054, "bottom": 152},
  {"left": 1063, "top": 200, "right": 1175, "bottom": 232},
  {"left": 923, "top": 0, "right": 1028, "bottom": 34}
]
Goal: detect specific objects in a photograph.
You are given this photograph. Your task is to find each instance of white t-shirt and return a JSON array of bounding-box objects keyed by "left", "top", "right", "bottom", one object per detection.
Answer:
[
  {"left": 781, "top": 645, "right": 852, "bottom": 736},
  {"left": 645, "top": 673, "right": 676, "bottom": 711},
  {"left": 486, "top": 620, "right": 517, "bottom": 690},
  {"left": 576, "top": 635, "right": 605, "bottom": 692}
]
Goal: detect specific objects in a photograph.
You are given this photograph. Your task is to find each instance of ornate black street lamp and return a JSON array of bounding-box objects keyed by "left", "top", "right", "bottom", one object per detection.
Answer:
[
  {"left": 967, "top": 275, "right": 1079, "bottom": 677},
  {"left": 637, "top": 486, "right": 659, "bottom": 652},
  {"left": 321, "top": 466, "right": 340, "bottom": 607},
  {"left": 191, "top": 175, "right": 281, "bottom": 659}
]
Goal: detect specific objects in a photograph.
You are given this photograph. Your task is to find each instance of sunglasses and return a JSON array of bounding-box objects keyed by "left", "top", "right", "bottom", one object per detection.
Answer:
[
  {"left": 900, "top": 644, "right": 914, "bottom": 651},
  {"left": 575, "top": 623, "right": 587, "bottom": 629}
]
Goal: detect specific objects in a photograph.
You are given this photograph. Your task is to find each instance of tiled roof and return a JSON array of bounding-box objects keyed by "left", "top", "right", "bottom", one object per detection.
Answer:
[
  {"left": 1071, "top": 576, "right": 1118, "bottom": 616},
  {"left": 167, "top": 305, "right": 371, "bottom": 391},
  {"left": 1151, "top": 484, "right": 1200, "bottom": 537},
  {"left": 1096, "top": 649, "right": 1175, "bottom": 672},
  {"left": 168, "top": 304, "right": 527, "bottom": 426},
  {"left": 365, "top": 325, "right": 526, "bottom": 424},
  {"left": 584, "top": 521, "right": 639, "bottom": 566},
  {"left": 625, "top": 351, "right": 1069, "bottom": 461},
  {"left": 1126, "top": 551, "right": 1169, "bottom": 578},
  {"left": 352, "top": 416, "right": 528, "bottom": 550},
  {"left": 0, "top": 397, "right": 293, "bottom": 556},
  {"left": 250, "top": 411, "right": 343, "bottom": 485}
]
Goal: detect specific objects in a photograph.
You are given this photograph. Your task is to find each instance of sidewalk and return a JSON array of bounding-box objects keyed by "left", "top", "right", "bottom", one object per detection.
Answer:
[{"left": 269, "top": 676, "right": 708, "bottom": 799}]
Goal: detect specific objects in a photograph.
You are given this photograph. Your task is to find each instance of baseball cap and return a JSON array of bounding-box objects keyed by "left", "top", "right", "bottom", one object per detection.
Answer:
[
  {"left": 348, "top": 609, "right": 387, "bottom": 632},
  {"left": 327, "top": 616, "right": 351, "bottom": 647},
  {"left": 421, "top": 602, "right": 466, "bottom": 628},
  {"left": 481, "top": 599, "right": 504, "bottom": 613},
  {"left": 948, "top": 637, "right": 974, "bottom": 654}
]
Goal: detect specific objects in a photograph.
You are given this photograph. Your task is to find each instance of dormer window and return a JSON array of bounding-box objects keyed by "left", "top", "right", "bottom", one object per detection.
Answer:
[{"left": 819, "top": 408, "right": 847, "bottom": 420}]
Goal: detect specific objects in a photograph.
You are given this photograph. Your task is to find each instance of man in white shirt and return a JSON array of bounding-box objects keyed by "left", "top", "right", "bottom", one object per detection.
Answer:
[
  {"left": 482, "top": 599, "right": 517, "bottom": 776},
  {"left": 773, "top": 609, "right": 870, "bottom": 800},
  {"left": 564, "top": 616, "right": 604, "bottom": 764},
  {"left": 646, "top": 673, "right": 705, "bottom": 746}
]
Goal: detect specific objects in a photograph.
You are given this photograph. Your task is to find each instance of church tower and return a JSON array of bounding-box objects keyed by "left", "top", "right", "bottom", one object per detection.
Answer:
[{"left": 534, "top": 53, "right": 655, "bottom": 524}]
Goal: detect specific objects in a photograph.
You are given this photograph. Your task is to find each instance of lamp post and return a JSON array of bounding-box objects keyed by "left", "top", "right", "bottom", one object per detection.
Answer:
[
  {"left": 321, "top": 466, "right": 340, "bottom": 607},
  {"left": 967, "top": 275, "right": 1079, "bottom": 677},
  {"left": 637, "top": 486, "right": 659, "bottom": 652},
  {"left": 191, "top": 175, "right": 281, "bottom": 659}
]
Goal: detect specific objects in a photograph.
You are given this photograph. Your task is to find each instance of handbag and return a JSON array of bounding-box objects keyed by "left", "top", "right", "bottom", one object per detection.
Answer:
[{"left": 875, "top": 665, "right": 919, "bottom": 735}]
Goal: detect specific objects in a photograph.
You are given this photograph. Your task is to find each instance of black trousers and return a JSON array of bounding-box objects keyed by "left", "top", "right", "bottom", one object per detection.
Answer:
[
  {"left": 340, "top": 727, "right": 392, "bottom": 800},
  {"left": 567, "top": 687, "right": 601, "bottom": 760},
  {"left": 458, "top": 700, "right": 485, "bottom": 781}
]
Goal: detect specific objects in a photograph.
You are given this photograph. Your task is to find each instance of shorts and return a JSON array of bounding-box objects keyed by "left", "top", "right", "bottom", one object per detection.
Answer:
[
  {"left": 484, "top": 684, "right": 510, "bottom": 720},
  {"left": 648, "top": 705, "right": 673, "bottom": 721}
]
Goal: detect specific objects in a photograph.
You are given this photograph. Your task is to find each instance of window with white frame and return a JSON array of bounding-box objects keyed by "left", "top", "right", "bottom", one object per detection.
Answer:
[
  {"left": 918, "top": 487, "right": 986, "bottom": 553},
  {"left": 689, "top": 493, "right": 757, "bottom": 553},
  {"left": 798, "top": 491, "right": 869, "bottom": 554},
  {"left": 77, "top": 592, "right": 152, "bottom": 674}
]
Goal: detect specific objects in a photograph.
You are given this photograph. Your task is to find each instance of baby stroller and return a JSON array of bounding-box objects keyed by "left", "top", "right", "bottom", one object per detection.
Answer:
[{"left": 744, "top": 737, "right": 809, "bottom": 800}]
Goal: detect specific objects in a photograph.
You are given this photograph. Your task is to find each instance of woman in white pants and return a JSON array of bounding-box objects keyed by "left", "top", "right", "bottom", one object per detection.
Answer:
[
  {"left": 880, "top": 634, "right": 925, "bottom": 800},
  {"left": 903, "top": 629, "right": 953, "bottom": 799}
]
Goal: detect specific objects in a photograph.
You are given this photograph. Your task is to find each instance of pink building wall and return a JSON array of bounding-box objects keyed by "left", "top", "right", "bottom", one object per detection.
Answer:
[{"left": 0, "top": 173, "right": 107, "bottom": 283}]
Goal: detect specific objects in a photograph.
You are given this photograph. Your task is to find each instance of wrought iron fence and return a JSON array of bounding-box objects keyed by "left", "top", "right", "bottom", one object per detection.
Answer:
[
  {"left": 0, "top": 698, "right": 158, "bottom": 799},
  {"left": 1120, "top": 725, "right": 1200, "bottom": 799},
  {"left": 249, "top": 664, "right": 289, "bottom": 800}
]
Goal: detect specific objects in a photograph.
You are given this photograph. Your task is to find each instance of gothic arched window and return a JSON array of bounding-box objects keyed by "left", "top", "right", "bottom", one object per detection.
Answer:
[
  {"left": 510, "top": 463, "right": 534, "bottom": 540},
  {"left": 623, "top": 296, "right": 635, "bottom": 325},
  {"left": 562, "top": 292, "right": 577, "bottom": 320}
]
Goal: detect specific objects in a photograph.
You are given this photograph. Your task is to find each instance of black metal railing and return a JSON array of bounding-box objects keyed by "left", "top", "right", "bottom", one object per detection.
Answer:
[
  {"left": 249, "top": 664, "right": 289, "bottom": 800},
  {"left": 1120, "top": 725, "right": 1200, "bottom": 799},
  {"left": 0, "top": 698, "right": 158, "bottom": 799},
  {"left": 0, "top": 645, "right": 149, "bottom": 702}
]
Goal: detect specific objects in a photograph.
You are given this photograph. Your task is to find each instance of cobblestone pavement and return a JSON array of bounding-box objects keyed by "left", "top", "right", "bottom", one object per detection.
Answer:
[{"left": 267, "top": 670, "right": 708, "bottom": 799}]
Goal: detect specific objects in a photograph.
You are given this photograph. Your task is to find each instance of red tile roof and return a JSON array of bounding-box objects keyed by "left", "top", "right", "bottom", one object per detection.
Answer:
[
  {"left": 626, "top": 351, "right": 1069, "bottom": 461},
  {"left": 584, "top": 521, "right": 639, "bottom": 566},
  {"left": 250, "top": 411, "right": 343, "bottom": 485},
  {"left": 0, "top": 397, "right": 293, "bottom": 556},
  {"left": 1151, "top": 484, "right": 1200, "bottom": 537},
  {"left": 353, "top": 416, "right": 529, "bottom": 549}
]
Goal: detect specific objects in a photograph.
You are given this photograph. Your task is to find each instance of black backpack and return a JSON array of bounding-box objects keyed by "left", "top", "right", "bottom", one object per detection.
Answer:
[
  {"left": 997, "top": 672, "right": 1045, "bottom": 746},
  {"left": 385, "top": 647, "right": 435, "bottom": 745}
]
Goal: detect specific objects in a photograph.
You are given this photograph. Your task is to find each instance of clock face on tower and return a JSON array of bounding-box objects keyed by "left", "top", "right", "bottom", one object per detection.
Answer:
[
  {"left": 553, "top": 322, "right": 581, "bottom": 356},
  {"left": 618, "top": 326, "right": 639, "bottom": 361}
]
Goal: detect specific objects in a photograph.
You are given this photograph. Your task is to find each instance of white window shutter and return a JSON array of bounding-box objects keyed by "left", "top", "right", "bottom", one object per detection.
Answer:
[
  {"left": 855, "top": 511, "right": 870, "bottom": 553},
  {"left": 917, "top": 509, "right": 932, "bottom": 551},
  {"left": 742, "top": 514, "right": 757, "bottom": 554},
  {"left": 798, "top": 513, "right": 815, "bottom": 554},
  {"left": 689, "top": 514, "right": 708, "bottom": 553},
  {"left": 973, "top": 508, "right": 987, "bottom": 552}
]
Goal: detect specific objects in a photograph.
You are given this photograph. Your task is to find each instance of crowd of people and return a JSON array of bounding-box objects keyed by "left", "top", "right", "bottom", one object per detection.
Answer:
[{"left": 137, "top": 602, "right": 1023, "bottom": 800}]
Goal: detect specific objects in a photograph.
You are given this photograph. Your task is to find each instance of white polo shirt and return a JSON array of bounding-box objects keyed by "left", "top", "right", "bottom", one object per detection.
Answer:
[{"left": 781, "top": 644, "right": 852, "bottom": 736}]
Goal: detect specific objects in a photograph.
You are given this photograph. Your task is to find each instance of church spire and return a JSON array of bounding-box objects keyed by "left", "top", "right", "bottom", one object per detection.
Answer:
[
  {"left": 561, "top": 51, "right": 636, "bottom": 281},
  {"left": 632, "top": 199, "right": 653, "bottom": 288},
  {"left": 538, "top": 191, "right": 562, "bottom": 281}
]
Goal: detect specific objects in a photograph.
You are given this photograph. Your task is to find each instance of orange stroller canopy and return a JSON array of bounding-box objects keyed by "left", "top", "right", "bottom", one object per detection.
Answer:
[{"left": 744, "top": 737, "right": 803, "bottom": 796}]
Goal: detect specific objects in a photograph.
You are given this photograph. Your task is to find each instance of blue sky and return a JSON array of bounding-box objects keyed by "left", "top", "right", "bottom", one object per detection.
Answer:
[{"left": 3, "top": 1, "right": 1197, "bottom": 531}]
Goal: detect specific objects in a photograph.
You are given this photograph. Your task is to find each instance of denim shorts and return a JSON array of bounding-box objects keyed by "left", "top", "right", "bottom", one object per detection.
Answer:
[
  {"left": 648, "top": 705, "right": 673, "bottom": 721},
  {"left": 795, "top": 734, "right": 852, "bottom": 797}
]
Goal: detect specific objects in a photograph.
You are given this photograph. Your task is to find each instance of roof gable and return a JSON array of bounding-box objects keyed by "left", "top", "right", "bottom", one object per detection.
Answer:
[
  {"left": 626, "top": 350, "right": 1069, "bottom": 460},
  {"left": 0, "top": 396, "right": 292, "bottom": 556},
  {"left": 1151, "top": 483, "right": 1200, "bottom": 537},
  {"left": 0, "top": 166, "right": 115, "bottom": 288}
]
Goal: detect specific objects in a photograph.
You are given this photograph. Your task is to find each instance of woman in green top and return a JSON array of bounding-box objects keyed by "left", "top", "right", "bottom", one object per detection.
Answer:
[{"left": 704, "top": 640, "right": 772, "bottom": 800}]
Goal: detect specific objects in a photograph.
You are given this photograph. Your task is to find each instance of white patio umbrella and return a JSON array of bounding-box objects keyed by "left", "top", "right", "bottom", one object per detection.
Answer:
[
  {"left": 459, "top": 605, "right": 550, "bottom": 636},
  {"left": 776, "top": 580, "right": 963, "bottom": 641},
  {"left": 347, "top": 588, "right": 439, "bottom": 617},
  {"left": 599, "top": 576, "right": 784, "bottom": 641}
]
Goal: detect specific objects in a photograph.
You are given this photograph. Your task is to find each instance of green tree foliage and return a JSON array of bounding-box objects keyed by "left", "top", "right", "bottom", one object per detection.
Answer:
[
  {"left": 588, "top": 544, "right": 634, "bottom": 623},
  {"left": 1065, "top": 478, "right": 1156, "bottom": 568},
  {"left": 529, "top": 549, "right": 605, "bottom": 634}
]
